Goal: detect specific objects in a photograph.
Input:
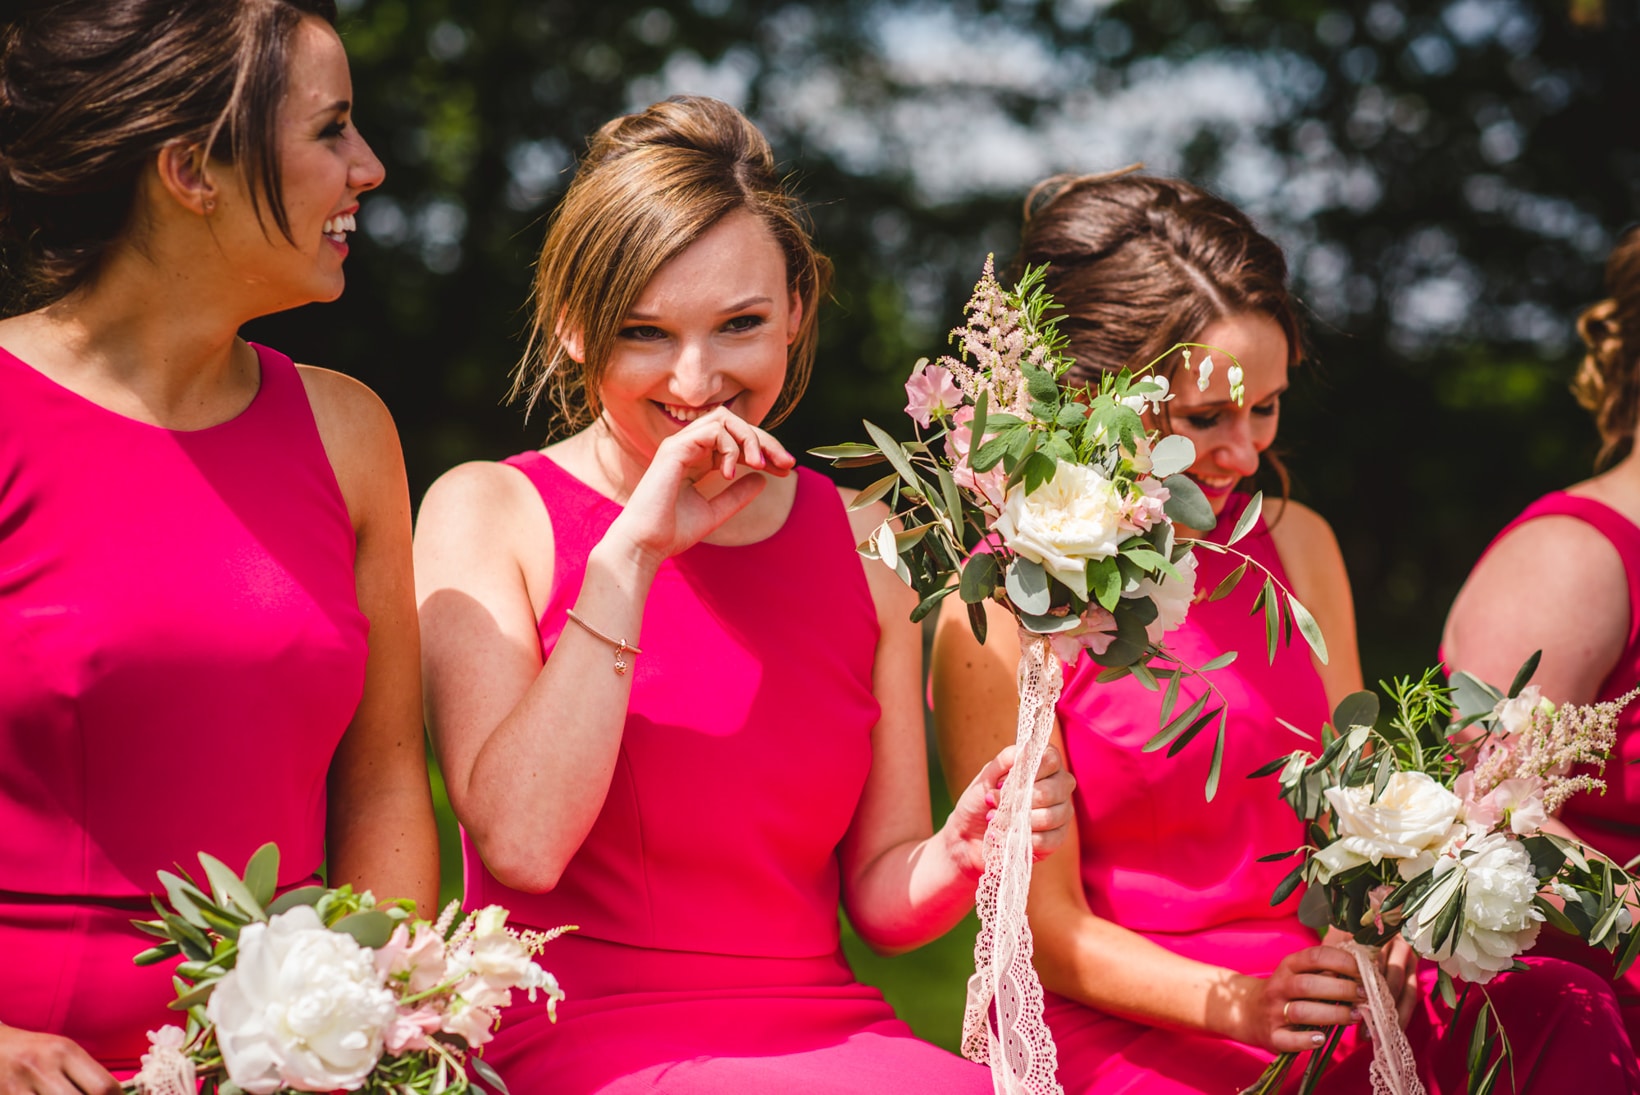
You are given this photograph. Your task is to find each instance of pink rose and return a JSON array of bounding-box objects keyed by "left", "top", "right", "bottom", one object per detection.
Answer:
[
  {"left": 375, "top": 924, "right": 448, "bottom": 996},
  {"left": 1121, "top": 477, "right": 1170, "bottom": 532},
  {"left": 904, "top": 361, "right": 964, "bottom": 428}
]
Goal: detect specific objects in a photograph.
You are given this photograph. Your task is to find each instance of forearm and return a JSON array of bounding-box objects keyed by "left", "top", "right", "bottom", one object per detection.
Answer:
[
  {"left": 327, "top": 778, "right": 440, "bottom": 916},
  {"left": 844, "top": 825, "right": 983, "bottom": 955},
  {"left": 1038, "top": 909, "right": 1255, "bottom": 1042},
  {"left": 455, "top": 538, "right": 657, "bottom": 890}
]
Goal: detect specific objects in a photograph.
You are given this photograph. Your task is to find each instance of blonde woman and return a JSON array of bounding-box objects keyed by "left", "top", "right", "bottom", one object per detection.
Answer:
[{"left": 414, "top": 96, "right": 1074, "bottom": 1093}]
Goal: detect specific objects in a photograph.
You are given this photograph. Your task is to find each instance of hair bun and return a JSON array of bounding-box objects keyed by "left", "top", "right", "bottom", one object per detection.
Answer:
[{"left": 1572, "top": 230, "right": 1640, "bottom": 470}]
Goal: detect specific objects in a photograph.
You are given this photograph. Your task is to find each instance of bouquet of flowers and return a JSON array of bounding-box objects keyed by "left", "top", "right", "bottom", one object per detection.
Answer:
[
  {"left": 814, "top": 257, "right": 1327, "bottom": 1095},
  {"left": 1245, "top": 655, "right": 1640, "bottom": 1095},
  {"left": 124, "top": 844, "right": 568, "bottom": 1095}
]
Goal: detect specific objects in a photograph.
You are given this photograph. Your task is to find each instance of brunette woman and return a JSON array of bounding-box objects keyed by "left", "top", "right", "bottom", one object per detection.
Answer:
[
  {"left": 1444, "top": 226, "right": 1640, "bottom": 1044},
  {"left": 0, "top": 1, "right": 437, "bottom": 1085},
  {"left": 933, "top": 172, "right": 1638, "bottom": 1093},
  {"left": 415, "top": 95, "right": 1073, "bottom": 1093}
]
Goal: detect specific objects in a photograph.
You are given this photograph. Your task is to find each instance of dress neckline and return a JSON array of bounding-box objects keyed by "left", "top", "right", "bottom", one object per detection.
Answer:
[
  {"left": 522, "top": 450, "right": 813, "bottom": 552},
  {"left": 0, "top": 340, "right": 269, "bottom": 436}
]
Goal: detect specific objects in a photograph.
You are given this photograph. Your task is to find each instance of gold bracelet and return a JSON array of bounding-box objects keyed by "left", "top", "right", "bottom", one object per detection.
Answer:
[{"left": 564, "top": 609, "right": 643, "bottom": 676}]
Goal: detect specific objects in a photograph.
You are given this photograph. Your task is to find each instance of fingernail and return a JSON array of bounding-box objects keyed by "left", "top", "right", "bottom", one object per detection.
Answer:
[
  {"left": 1350, "top": 1008, "right": 1363, "bottom": 1022},
  {"left": 985, "top": 809, "right": 996, "bottom": 823},
  {"left": 984, "top": 791, "right": 997, "bottom": 808},
  {"left": 995, "top": 775, "right": 1006, "bottom": 789},
  {"left": 1311, "top": 1033, "right": 1325, "bottom": 1046},
  {"left": 1357, "top": 986, "right": 1367, "bottom": 1000}
]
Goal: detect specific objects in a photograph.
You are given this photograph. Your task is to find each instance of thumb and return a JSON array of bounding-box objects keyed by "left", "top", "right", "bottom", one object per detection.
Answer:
[{"left": 703, "top": 472, "right": 769, "bottom": 527}]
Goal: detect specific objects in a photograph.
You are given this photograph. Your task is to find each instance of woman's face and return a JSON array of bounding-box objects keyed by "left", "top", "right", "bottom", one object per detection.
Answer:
[
  {"left": 590, "top": 208, "right": 801, "bottom": 464},
  {"left": 213, "top": 16, "right": 383, "bottom": 310},
  {"left": 1153, "top": 311, "right": 1290, "bottom": 516}
]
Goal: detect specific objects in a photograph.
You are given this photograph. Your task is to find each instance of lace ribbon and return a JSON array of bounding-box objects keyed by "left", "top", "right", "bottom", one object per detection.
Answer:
[
  {"left": 962, "top": 630, "right": 1064, "bottom": 1095},
  {"left": 129, "top": 1029, "right": 197, "bottom": 1095},
  {"left": 1343, "top": 942, "right": 1425, "bottom": 1095}
]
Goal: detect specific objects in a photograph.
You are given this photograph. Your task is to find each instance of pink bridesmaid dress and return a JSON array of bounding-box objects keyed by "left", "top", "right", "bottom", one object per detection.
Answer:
[
  {"left": 0, "top": 344, "right": 368, "bottom": 1071},
  {"left": 1462, "top": 491, "right": 1640, "bottom": 1046},
  {"left": 469, "top": 452, "right": 989, "bottom": 1094},
  {"left": 1047, "top": 491, "right": 1639, "bottom": 1094}
]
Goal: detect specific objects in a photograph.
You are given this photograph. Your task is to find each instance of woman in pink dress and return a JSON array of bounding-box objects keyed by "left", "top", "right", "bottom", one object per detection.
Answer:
[
  {"left": 933, "top": 172, "right": 1639, "bottom": 1092},
  {"left": 414, "top": 95, "right": 1076, "bottom": 1094},
  {"left": 0, "top": 1, "right": 437, "bottom": 1086},
  {"left": 1444, "top": 226, "right": 1640, "bottom": 1043}
]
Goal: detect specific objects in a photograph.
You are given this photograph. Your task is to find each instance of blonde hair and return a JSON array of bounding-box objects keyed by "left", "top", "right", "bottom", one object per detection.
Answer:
[
  {"left": 511, "top": 96, "right": 831, "bottom": 432},
  {"left": 1572, "top": 226, "right": 1640, "bottom": 471}
]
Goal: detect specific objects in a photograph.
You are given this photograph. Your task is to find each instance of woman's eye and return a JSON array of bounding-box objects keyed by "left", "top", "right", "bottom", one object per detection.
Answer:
[
  {"left": 1252, "top": 399, "right": 1280, "bottom": 417},
  {"left": 320, "top": 120, "right": 348, "bottom": 139},
  {"left": 619, "top": 325, "right": 666, "bottom": 341},
  {"left": 1184, "top": 413, "right": 1220, "bottom": 430},
  {"left": 724, "top": 315, "right": 764, "bottom": 332}
]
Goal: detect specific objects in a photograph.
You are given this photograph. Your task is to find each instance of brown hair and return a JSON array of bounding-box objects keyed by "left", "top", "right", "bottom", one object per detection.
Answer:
[
  {"left": 0, "top": 0, "right": 338, "bottom": 311},
  {"left": 1018, "top": 171, "right": 1302, "bottom": 498},
  {"left": 1572, "top": 226, "right": 1640, "bottom": 471},
  {"left": 513, "top": 95, "right": 832, "bottom": 432}
]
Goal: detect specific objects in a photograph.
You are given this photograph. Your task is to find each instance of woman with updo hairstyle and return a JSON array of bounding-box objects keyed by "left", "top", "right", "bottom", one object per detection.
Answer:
[
  {"left": 0, "top": 0, "right": 437, "bottom": 1085},
  {"left": 1445, "top": 226, "right": 1640, "bottom": 1046},
  {"left": 414, "top": 95, "right": 1074, "bottom": 1093},
  {"left": 932, "top": 172, "right": 1639, "bottom": 1092}
]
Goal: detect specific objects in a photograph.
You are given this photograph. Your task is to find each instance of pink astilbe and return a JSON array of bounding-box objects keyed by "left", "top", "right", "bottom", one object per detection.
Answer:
[
  {"left": 936, "top": 256, "right": 1044, "bottom": 417},
  {"left": 1472, "top": 685, "right": 1640, "bottom": 813}
]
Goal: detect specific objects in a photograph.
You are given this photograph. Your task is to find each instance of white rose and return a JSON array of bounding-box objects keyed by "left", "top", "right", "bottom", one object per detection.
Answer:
[
  {"left": 207, "top": 905, "right": 397, "bottom": 1094},
  {"left": 993, "top": 463, "right": 1125, "bottom": 600},
  {"left": 1127, "top": 551, "right": 1197, "bottom": 643},
  {"left": 1313, "top": 772, "right": 1462, "bottom": 882},
  {"left": 1493, "top": 686, "right": 1555, "bottom": 735},
  {"left": 1406, "top": 832, "right": 1544, "bottom": 983}
]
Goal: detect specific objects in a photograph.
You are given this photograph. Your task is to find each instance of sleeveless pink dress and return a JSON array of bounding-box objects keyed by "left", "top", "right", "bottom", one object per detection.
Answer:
[
  {"left": 470, "top": 452, "right": 989, "bottom": 1094},
  {"left": 1464, "top": 491, "right": 1640, "bottom": 1044},
  {"left": 0, "top": 344, "right": 368, "bottom": 1071},
  {"left": 1047, "top": 493, "right": 1638, "bottom": 1093}
]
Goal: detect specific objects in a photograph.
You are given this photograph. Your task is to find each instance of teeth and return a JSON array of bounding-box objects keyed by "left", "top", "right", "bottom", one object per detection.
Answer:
[
  {"left": 322, "top": 212, "right": 357, "bottom": 239},
  {"left": 662, "top": 402, "right": 719, "bottom": 422}
]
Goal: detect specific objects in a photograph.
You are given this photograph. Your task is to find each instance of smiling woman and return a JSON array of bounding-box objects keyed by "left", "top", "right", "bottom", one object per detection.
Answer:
[
  {"left": 0, "top": 0, "right": 437, "bottom": 1085},
  {"left": 413, "top": 95, "right": 1077, "bottom": 1093},
  {"left": 930, "top": 172, "right": 1640, "bottom": 1093}
]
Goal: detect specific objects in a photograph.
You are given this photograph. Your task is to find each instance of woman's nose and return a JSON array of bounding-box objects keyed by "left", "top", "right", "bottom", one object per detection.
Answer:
[
  {"left": 350, "top": 130, "right": 386, "bottom": 194},
  {"left": 668, "top": 340, "right": 722, "bottom": 405}
]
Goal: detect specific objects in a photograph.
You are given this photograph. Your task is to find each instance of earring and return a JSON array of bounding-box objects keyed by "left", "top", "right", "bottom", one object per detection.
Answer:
[{"left": 204, "top": 199, "right": 216, "bottom": 213}]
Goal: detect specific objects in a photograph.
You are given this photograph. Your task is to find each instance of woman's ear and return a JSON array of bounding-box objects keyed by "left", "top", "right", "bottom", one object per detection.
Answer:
[
  {"left": 786, "top": 288, "right": 803, "bottom": 346},
  {"left": 152, "top": 140, "right": 219, "bottom": 216},
  {"left": 556, "top": 318, "right": 586, "bottom": 364}
]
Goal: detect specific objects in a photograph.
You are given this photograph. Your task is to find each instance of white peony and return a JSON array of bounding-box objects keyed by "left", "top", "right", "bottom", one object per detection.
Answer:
[
  {"left": 1312, "top": 771, "right": 1463, "bottom": 883},
  {"left": 993, "top": 463, "right": 1125, "bottom": 600},
  {"left": 1127, "top": 550, "right": 1198, "bottom": 643},
  {"left": 207, "top": 905, "right": 397, "bottom": 1094},
  {"left": 1406, "top": 831, "right": 1544, "bottom": 983}
]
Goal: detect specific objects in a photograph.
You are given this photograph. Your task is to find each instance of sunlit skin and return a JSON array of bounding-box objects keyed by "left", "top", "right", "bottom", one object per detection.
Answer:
[
  {"left": 204, "top": 16, "right": 384, "bottom": 312},
  {"left": 558, "top": 208, "right": 803, "bottom": 524},
  {"left": 1149, "top": 312, "right": 1289, "bottom": 526}
]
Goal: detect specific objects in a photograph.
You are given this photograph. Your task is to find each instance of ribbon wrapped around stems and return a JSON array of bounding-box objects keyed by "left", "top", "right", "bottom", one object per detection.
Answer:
[
  {"left": 1344, "top": 941, "right": 1424, "bottom": 1095},
  {"left": 962, "top": 630, "right": 1064, "bottom": 1095}
]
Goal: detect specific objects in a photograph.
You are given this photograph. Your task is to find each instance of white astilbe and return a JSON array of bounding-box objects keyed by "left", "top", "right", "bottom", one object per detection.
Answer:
[
  {"left": 936, "top": 256, "right": 1045, "bottom": 417},
  {"left": 1473, "top": 686, "right": 1640, "bottom": 812}
]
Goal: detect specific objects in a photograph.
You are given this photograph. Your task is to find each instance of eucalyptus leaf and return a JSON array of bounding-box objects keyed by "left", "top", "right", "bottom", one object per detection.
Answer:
[
  {"left": 1507, "top": 651, "right": 1543, "bottom": 699},
  {"left": 807, "top": 442, "right": 881, "bottom": 459},
  {"left": 832, "top": 454, "right": 889, "bottom": 469},
  {"left": 848, "top": 472, "right": 900, "bottom": 511},
  {"left": 1199, "top": 651, "right": 1238, "bottom": 672},
  {"left": 862, "top": 420, "right": 925, "bottom": 494},
  {"left": 1160, "top": 668, "right": 1182, "bottom": 723},
  {"left": 1207, "top": 561, "right": 1248, "bottom": 603},
  {"left": 1331, "top": 691, "right": 1380, "bottom": 733},
  {"left": 959, "top": 552, "right": 999, "bottom": 604},
  {"left": 243, "top": 843, "right": 280, "bottom": 909},
  {"left": 1228, "top": 491, "right": 1264, "bottom": 546},
  {"left": 199, "top": 852, "right": 265, "bottom": 921},
  {"left": 1167, "top": 705, "right": 1219, "bottom": 759},
  {"left": 1160, "top": 474, "right": 1215, "bottom": 532},
  {"left": 909, "top": 585, "right": 957, "bottom": 624},
  {"left": 1270, "top": 859, "right": 1307, "bottom": 906},
  {"left": 1004, "top": 558, "right": 1052, "bottom": 615},
  {"left": 1204, "top": 713, "right": 1228, "bottom": 801},
  {"left": 1019, "top": 610, "right": 1084, "bottom": 635},
  {"left": 471, "top": 1057, "right": 512, "bottom": 1095},
  {"left": 333, "top": 909, "right": 396, "bottom": 949},
  {"left": 1296, "top": 879, "right": 1332, "bottom": 933},
  {"left": 1261, "top": 579, "right": 1280, "bottom": 661},
  {"left": 1130, "top": 661, "right": 1159, "bottom": 692},
  {"left": 1089, "top": 557, "right": 1121, "bottom": 611},
  {"left": 266, "top": 886, "right": 326, "bottom": 916},
  {"left": 966, "top": 600, "right": 989, "bottom": 646},
  {"left": 1288, "top": 595, "right": 1329, "bottom": 665},
  {"left": 1449, "top": 670, "right": 1504, "bottom": 722},
  {"left": 1149, "top": 434, "right": 1196, "bottom": 478},
  {"left": 1144, "top": 692, "right": 1209, "bottom": 753}
]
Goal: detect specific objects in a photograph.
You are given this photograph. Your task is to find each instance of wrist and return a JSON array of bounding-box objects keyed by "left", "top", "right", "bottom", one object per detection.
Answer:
[
  {"left": 939, "top": 815, "right": 987, "bottom": 883},
  {"left": 1213, "top": 972, "right": 1262, "bottom": 1045},
  {"left": 587, "top": 533, "right": 663, "bottom": 587}
]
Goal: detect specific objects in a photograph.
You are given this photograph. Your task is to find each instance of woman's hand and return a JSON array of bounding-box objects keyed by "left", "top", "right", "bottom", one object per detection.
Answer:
[
  {"left": 1383, "top": 936, "right": 1421, "bottom": 1030},
  {"left": 944, "top": 743, "right": 1076, "bottom": 878},
  {"left": 1236, "top": 944, "right": 1365, "bottom": 1053},
  {"left": 604, "top": 407, "right": 795, "bottom": 566},
  {"left": 0, "top": 1026, "right": 119, "bottom": 1095}
]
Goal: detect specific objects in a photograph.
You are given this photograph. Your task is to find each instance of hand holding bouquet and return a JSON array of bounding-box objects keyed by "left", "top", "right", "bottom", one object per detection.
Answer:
[
  {"left": 1246, "top": 656, "right": 1640, "bottom": 1095},
  {"left": 124, "top": 844, "right": 567, "bottom": 1095},
  {"left": 815, "top": 257, "right": 1326, "bottom": 1095}
]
